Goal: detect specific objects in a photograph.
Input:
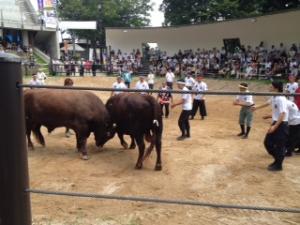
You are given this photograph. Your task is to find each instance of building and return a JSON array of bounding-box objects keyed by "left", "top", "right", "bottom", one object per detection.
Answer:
[
  {"left": 0, "top": 0, "right": 60, "bottom": 60},
  {"left": 106, "top": 9, "right": 300, "bottom": 55}
]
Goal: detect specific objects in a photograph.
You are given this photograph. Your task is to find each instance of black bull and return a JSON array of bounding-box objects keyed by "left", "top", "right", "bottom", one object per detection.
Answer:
[
  {"left": 106, "top": 93, "right": 163, "bottom": 170},
  {"left": 24, "top": 89, "right": 114, "bottom": 160}
]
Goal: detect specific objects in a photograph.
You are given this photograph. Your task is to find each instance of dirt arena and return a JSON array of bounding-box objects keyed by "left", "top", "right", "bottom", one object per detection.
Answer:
[{"left": 24, "top": 76, "right": 300, "bottom": 225}]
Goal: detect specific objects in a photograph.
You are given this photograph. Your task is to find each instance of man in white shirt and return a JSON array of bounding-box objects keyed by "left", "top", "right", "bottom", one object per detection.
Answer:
[
  {"left": 285, "top": 74, "right": 298, "bottom": 102},
  {"left": 253, "top": 81, "right": 289, "bottom": 171},
  {"left": 285, "top": 100, "right": 300, "bottom": 156},
  {"left": 111, "top": 76, "right": 127, "bottom": 96},
  {"left": 233, "top": 83, "right": 254, "bottom": 139},
  {"left": 29, "top": 74, "right": 42, "bottom": 87},
  {"left": 36, "top": 69, "right": 47, "bottom": 85},
  {"left": 171, "top": 79, "right": 192, "bottom": 140},
  {"left": 191, "top": 74, "right": 208, "bottom": 120},
  {"left": 165, "top": 68, "right": 175, "bottom": 89},
  {"left": 135, "top": 75, "right": 149, "bottom": 94},
  {"left": 184, "top": 72, "right": 195, "bottom": 90},
  {"left": 147, "top": 70, "right": 155, "bottom": 90}
]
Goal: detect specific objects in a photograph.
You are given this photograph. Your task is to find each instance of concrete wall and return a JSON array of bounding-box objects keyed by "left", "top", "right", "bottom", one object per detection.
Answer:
[
  {"left": 106, "top": 10, "right": 300, "bottom": 55},
  {"left": 22, "top": 30, "right": 29, "bottom": 46}
]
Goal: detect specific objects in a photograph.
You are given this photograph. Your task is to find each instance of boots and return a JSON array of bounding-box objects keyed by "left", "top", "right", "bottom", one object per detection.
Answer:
[
  {"left": 242, "top": 126, "right": 251, "bottom": 139},
  {"left": 237, "top": 124, "right": 245, "bottom": 136}
]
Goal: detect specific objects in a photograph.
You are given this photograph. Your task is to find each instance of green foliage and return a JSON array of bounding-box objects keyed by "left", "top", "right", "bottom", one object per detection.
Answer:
[
  {"left": 160, "top": 0, "right": 300, "bottom": 25},
  {"left": 57, "top": 0, "right": 153, "bottom": 43}
]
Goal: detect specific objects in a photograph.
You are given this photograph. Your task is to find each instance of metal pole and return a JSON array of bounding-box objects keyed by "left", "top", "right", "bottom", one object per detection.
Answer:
[{"left": 0, "top": 53, "right": 32, "bottom": 225}]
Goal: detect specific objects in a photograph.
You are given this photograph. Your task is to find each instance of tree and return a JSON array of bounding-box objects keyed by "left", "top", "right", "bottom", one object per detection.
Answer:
[
  {"left": 160, "top": 0, "right": 300, "bottom": 26},
  {"left": 57, "top": 0, "right": 153, "bottom": 45}
]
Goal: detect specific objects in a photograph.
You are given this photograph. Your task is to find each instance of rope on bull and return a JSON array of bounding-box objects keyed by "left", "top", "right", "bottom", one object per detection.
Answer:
[
  {"left": 26, "top": 189, "right": 300, "bottom": 214},
  {"left": 17, "top": 84, "right": 300, "bottom": 97}
]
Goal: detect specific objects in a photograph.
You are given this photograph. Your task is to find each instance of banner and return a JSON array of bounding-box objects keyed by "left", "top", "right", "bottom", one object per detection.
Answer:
[
  {"left": 44, "top": 10, "right": 57, "bottom": 28},
  {"left": 37, "top": 0, "right": 44, "bottom": 10},
  {"left": 44, "top": 0, "right": 53, "bottom": 8}
]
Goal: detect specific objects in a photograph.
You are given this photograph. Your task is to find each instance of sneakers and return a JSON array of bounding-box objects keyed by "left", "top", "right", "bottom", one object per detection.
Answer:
[
  {"left": 241, "top": 135, "right": 248, "bottom": 139},
  {"left": 176, "top": 135, "right": 186, "bottom": 141},
  {"left": 237, "top": 132, "right": 245, "bottom": 137},
  {"left": 176, "top": 134, "right": 191, "bottom": 141}
]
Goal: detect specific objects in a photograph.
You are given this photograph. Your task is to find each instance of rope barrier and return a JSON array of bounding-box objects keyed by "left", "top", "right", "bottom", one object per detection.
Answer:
[
  {"left": 17, "top": 84, "right": 300, "bottom": 97},
  {"left": 26, "top": 189, "right": 300, "bottom": 214}
]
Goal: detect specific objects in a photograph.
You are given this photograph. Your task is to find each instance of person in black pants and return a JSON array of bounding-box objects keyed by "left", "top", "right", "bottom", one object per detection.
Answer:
[
  {"left": 171, "top": 79, "right": 193, "bottom": 140},
  {"left": 191, "top": 74, "right": 208, "bottom": 120},
  {"left": 253, "top": 81, "right": 289, "bottom": 171},
  {"left": 157, "top": 82, "right": 173, "bottom": 118}
]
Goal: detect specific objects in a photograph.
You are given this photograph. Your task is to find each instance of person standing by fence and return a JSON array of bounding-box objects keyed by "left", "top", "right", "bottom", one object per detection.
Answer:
[
  {"left": 233, "top": 83, "right": 254, "bottom": 139},
  {"left": 157, "top": 82, "right": 173, "bottom": 118},
  {"left": 253, "top": 81, "right": 289, "bottom": 171},
  {"left": 171, "top": 79, "right": 193, "bottom": 140},
  {"left": 191, "top": 74, "right": 208, "bottom": 120},
  {"left": 64, "top": 78, "right": 74, "bottom": 138}
]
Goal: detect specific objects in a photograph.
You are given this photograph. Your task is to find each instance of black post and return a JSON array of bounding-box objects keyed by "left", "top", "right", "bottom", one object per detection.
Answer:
[{"left": 0, "top": 53, "right": 32, "bottom": 225}]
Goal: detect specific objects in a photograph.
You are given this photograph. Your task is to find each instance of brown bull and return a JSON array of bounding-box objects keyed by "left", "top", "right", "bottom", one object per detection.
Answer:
[
  {"left": 24, "top": 89, "right": 114, "bottom": 159},
  {"left": 106, "top": 93, "right": 163, "bottom": 170}
]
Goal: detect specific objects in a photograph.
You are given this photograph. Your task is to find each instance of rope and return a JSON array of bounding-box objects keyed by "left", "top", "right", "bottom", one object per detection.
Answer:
[
  {"left": 26, "top": 189, "right": 300, "bottom": 214},
  {"left": 17, "top": 84, "right": 300, "bottom": 97}
]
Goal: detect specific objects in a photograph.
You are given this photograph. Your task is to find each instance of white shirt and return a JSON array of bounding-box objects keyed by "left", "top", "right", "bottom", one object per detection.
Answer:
[
  {"left": 36, "top": 71, "right": 47, "bottom": 84},
  {"left": 285, "top": 82, "right": 299, "bottom": 102},
  {"left": 193, "top": 81, "right": 208, "bottom": 100},
  {"left": 236, "top": 91, "right": 254, "bottom": 106},
  {"left": 268, "top": 96, "right": 289, "bottom": 122},
  {"left": 165, "top": 72, "right": 175, "bottom": 83},
  {"left": 148, "top": 73, "right": 155, "bottom": 84},
  {"left": 185, "top": 76, "right": 195, "bottom": 88},
  {"left": 112, "top": 82, "right": 127, "bottom": 95},
  {"left": 135, "top": 81, "right": 149, "bottom": 94},
  {"left": 182, "top": 86, "right": 193, "bottom": 110},
  {"left": 287, "top": 100, "right": 300, "bottom": 125},
  {"left": 29, "top": 79, "right": 42, "bottom": 86}
]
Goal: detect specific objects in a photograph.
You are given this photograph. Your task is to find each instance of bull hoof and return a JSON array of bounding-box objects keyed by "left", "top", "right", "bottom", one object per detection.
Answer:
[
  {"left": 155, "top": 164, "right": 162, "bottom": 171},
  {"left": 135, "top": 164, "right": 143, "bottom": 170},
  {"left": 122, "top": 143, "right": 129, "bottom": 149},
  {"left": 81, "top": 154, "right": 89, "bottom": 160},
  {"left": 129, "top": 145, "right": 136, "bottom": 149}
]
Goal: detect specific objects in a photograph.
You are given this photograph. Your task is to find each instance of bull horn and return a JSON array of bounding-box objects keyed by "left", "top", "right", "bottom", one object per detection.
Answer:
[
  {"left": 153, "top": 120, "right": 159, "bottom": 127},
  {"left": 113, "top": 123, "right": 117, "bottom": 128}
]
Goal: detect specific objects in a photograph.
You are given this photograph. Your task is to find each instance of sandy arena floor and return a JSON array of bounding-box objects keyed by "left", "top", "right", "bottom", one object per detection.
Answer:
[{"left": 24, "top": 76, "right": 300, "bottom": 225}]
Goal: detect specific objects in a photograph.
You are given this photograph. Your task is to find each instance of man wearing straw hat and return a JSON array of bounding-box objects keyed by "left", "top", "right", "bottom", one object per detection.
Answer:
[
  {"left": 135, "top": 74, "right": 149, "bottom": 95},
  {"left": 171, "top": 79, "right": 193, "bottom": 140},
  {"left": 233, "top": 83, "right": 254, "bottom": 139}
]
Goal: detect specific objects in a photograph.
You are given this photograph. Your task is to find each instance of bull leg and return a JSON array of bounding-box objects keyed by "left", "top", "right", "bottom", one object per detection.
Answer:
[
  {"left": 77, "top": 137, "right": 88, "bottom": 160},
  {"left": 154, "top": 134, "right": 162, "bottom": 171},
  {"left": 118, "top": 132, "right": 128, "bottom": 149},
  {"left": 129, "top": 135, "right": 136, "bottom": 149},
  {"left": 135, "top": 134, "right": 145, "bottom": 170},
  {"left": 26, "top": 125, "right": 34, "bottom": 149},
  {"left": 33, "top": 125, "right": 45, "bottom": 147}
]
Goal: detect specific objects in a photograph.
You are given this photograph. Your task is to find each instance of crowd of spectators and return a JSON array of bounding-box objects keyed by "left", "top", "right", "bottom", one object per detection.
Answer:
[{"left": 146, "top": 42, "right": 300, "bottom": 79}]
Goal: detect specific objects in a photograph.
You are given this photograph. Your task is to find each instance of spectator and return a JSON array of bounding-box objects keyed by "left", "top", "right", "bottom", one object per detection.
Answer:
[
  {"left": 36, "top": 69, "right": 47, "bottom": 85},
  {"left": 111, "top": 76, "right": 127, "bottom": 96},
  {"left": 157, "top": 82, "right": 173, "bottom": 118},
  {"left": 147, "top": 70, "right": 155, "bottom": 91},
  {"left": 122, "top": 70, "right": 132, "bottom": 88},
  {"left": 165, "top": 68, "right": 175, "bottom": 89},
  {"left": 29, "top": 74, "right": 42, "bottom": 87},
  {"left": 135, "top": 75, "right": 149, "bottom": 95}
]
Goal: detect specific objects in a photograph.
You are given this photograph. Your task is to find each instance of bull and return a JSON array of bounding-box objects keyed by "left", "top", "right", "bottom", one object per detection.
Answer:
[
  {"left": 106, "top": 93, "right": 163, "bottom": 170},
  {"left": 24, "top": 89, "right": 114, "bottom": 160}
]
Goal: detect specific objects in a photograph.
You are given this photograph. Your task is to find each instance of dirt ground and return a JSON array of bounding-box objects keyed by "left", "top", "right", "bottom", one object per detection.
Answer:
[{"left": 24, "top": 76, "right": 300, "bottom": 225}]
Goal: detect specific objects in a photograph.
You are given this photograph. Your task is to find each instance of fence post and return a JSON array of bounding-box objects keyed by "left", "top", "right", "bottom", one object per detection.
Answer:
[{"left": 0, "top": 53, "right": 32, "bottom": 225}]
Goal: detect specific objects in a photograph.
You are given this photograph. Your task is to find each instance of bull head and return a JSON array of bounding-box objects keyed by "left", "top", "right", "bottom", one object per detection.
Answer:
[{"left": 94, "top": 123, "right": 117, "bottom": 147}]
